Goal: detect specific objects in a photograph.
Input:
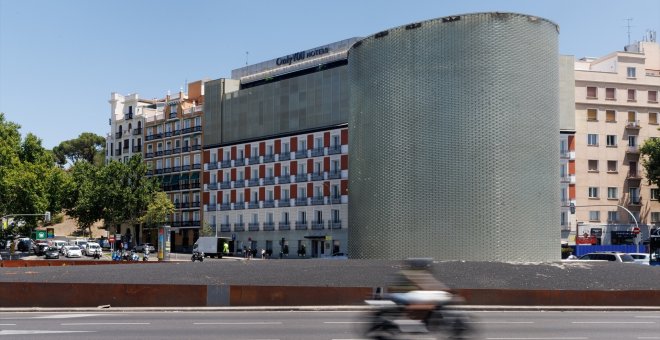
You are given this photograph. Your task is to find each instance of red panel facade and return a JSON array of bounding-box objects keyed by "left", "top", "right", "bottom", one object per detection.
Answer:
[
  {"left": 324, "top": 132, "right": 330, "bottom": 147},
  {"left": 307, "top": 183, "right": 313, "bottom": 196},
  {"left": 307, "top": 159, "right": 313, "bottom": 173},
  {"left": 323, "top": 181, "right": 330, "bottom": 196},
  {"left": 274, "top": 163, "right": 281, "bottom": 177},
  {"left": 259, "top": 142, "right": 265, "bottom": 156},
  {"left": 291, "top": 137, "right": 298, "bottom": 152},
  {"left": 275, "top": 140, "right": 281, "bottom": 154},
  {"left": 259, "top": 187, "right": 265, "bottom": 201},
  {"left": 341, "top": 179, "right": 348, "bottom": 195},
  {"left": 307, "top": 134, "right": 313, "bottom": 149},
  {"left": 341, "top": 129, "right": 348, "bottom": 145},
  {"left": 291, "top": 184, "right": 297, "bottom": 199},
  {"left": 291, "top": 161, "right": 298, "bottom": 175},
  {"left": 341, "top": 155, "right": 348, "bottom": 169},
  {"left": 259, "top": 165, "right": 265, "bottom": 178},
  {"left": 324, "top": 157, "right": 330, "bottom": 172}
]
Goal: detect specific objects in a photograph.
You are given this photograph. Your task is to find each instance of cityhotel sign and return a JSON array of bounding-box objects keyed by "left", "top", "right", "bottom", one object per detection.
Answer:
[{"left": 275, "top": 47, "right": 330, "bottom": 66}]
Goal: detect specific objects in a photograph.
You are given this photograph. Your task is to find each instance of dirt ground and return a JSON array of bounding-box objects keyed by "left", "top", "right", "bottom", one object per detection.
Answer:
[{"left": 39, "top": 215, "right": 106, "bottom": 239}]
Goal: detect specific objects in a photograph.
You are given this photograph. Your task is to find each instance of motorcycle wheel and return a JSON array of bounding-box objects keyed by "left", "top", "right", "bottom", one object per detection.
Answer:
[{"left": 191, "top": 256, "right": 196, "bottom": 262}]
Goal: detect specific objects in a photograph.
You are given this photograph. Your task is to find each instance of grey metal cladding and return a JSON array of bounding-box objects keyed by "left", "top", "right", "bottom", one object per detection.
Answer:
[
  {"left": 348, "top": 12, "right": 560, "bottom": 261},
  {"left": 219, "top": 66, "right": 349, "bottom": 145},
  {"left": 204, "top": 79, "right": 225, "bottom": 147}
]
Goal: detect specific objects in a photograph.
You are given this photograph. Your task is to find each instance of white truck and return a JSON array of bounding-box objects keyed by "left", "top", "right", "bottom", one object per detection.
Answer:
[{"left": 192, "top": 237, "right": 229, "bottom": 258}]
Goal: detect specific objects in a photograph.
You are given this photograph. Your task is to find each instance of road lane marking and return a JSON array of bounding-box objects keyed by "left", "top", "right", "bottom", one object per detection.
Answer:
[
  {"left": 34, "top": 314, "right": 102, "bottom": 319},
  {"left": 572, "top": 321, "right": 655, "bottom": 324},
  {"left": 638, "top": 338, "right": 660, "bottom": 339},
  {"left": 324, "top": 321, "right": 370, "bottom": 324},
  {"left": 193, "top": 322, "right": 282, "bottom": 325},
  {"left": 635, "top": 316, "right": 660, "bottom": 318},
  {"left": 486, "top": 338, "right": 588, "bottom": 340},
  {"left": 0, "top": 324, "right": 16, "bottom": 326},
  {"left": 470, "top": 321, "right": 534, "bottom": 324},
  {"left": 60, "top": 322, "right": 150, "bottom": 325},
  {"left": 0, "top": 330, "right": 96, "bottom": 335}
]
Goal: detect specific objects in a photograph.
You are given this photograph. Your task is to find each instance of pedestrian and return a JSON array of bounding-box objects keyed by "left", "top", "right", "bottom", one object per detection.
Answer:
[{"left": 261, "top": 248, "right": 266, "bottom": 259}]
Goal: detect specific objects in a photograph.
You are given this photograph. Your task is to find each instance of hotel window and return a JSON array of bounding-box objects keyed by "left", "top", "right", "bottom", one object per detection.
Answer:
[
  {"left": 588, "top": 160, "right": 598, "bottom": 172},
  {"left": 589, "top": 211, "right": 600, "bottom": 221},
  {"left": 607, "top": 211, "right": 618, "bottom": 223},
  {"left": 627, "top": 67, "right": 636, "bottom": 78},
  {"left": 652, "top": 212, "right": 660, "bottom": 223},
  {"left": 649, "top": 90, "right": 658, "bottom": 103},
  {"left": 588, "top": 187, "right": 599, "bottom": 198},
  {"left": 606, "top": 135, "right": 617, "bottom": 147},
  {"left": 605, "top": 87, "right": 616, "bottom": 100},
  {"left": 586, "top": 86, "right": 597, "bottom": 99},
  {"left": 605, "top": 110, "right": 616, "bottom": 122},
  {"left": 651, "top": 188, "right": 660, "bottom": 201},
  {"left": 587, "top": 134, "right": 598, "bottom": 146},
  {"left": 650, "top": 112, "right": 659, "bottom": 125},
  {"left": 627, "top": 89, "right": 636, "bottom": 101},
  {"left": 607, "top": 160, "right": 617, "bottom": 172},
  {"left": 587, "top": 109, "right": 597, "bottom": 121},
  {"left": 607, "top": 187, "right": 618, "bottom": 199}
]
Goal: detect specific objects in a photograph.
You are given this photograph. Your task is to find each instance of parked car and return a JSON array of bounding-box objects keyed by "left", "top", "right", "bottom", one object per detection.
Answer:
[
  {"left": 84, "top": 242, "right": 102, "bottom": 257},
  {"left": 44, "top": 247, "right": 60, "bottom": 259},
  {"left": 134, "top": 243, "right": 155, "bottom": 253},
  {"left": 65, "top": 246, "right": 82, "bottom": 258},
  {"left": 16, "top": 238, "right": 33, "bottom": 252},
  {"left": 34, "top": 242, "right": 49, "bottom": 256},
  {"left": 628, "top": 253, "right": 650, "bottom": 265},
  {"left": 578, "top": 252, "right": 635, "bottom": 263},
  {"left": 50, "top": 240, "right": 67, "bottom": 251},
  {"left": 60, "top": 245, "right": 73, "bottom": 255}
]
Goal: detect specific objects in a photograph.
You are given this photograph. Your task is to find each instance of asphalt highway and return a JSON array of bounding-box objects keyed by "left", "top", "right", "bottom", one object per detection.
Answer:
[{"left": 1, "top": 310, "right": 659, "bottom": 339}]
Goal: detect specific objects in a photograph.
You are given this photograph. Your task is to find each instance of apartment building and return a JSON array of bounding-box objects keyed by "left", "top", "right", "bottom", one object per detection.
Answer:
[
  {"left": 573, "top": 38, "right": 660, "bottom": 245},
  {"left": 107, "top": 93, "right": 154, "bottom": 163}
]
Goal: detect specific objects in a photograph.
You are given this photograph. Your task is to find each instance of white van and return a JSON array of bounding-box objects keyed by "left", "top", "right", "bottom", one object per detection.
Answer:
[
  {"left": 84, "top": 242, "right": 102, "bottom": 257},
  {"left": 50, "top": 240, "right": 67, "bottom": 251}
]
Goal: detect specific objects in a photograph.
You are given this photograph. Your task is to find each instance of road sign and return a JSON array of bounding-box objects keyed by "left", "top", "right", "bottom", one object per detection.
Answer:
[
  {"left": 633, "top": 227, "right": 641, "bottom": 235},
  {"left": 35, "top": 230, "right": 47, "bottom": 240}
]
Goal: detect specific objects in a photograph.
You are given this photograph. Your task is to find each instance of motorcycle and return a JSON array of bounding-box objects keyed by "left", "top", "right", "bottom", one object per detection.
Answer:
[
  {"left": 191, "top": 250, "right": 204, "bottom": 262},
  {"left": 143, "top": 249, "right": 149, "bottom": 261},
  {"left": 130, "top": 250, "right": 139, "bottom": 261},
  {"left": 362, "top": 290, "right": 473, "bottom": 340}
]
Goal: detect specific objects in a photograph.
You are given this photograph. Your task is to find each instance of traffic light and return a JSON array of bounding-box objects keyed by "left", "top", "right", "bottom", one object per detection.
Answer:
[
  {"left": 44, "top": 211, "right": 51, "bottom": 223},
  {"left": 569, "top": 203, "right": 575, "bottom": 214}
]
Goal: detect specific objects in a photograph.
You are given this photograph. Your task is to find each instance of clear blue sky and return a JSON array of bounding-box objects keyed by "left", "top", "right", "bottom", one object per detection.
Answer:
[{"left": 1, "top": 0, "right": 659, "bottom": 149}]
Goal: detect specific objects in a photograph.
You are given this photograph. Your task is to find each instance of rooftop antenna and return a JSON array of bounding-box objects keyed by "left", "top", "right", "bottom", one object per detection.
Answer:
[
  {"left": 625, "top": 18, "right": 634, "bottom": 46},
  {"left": 246, "top": 51, "right": 249, "bottom": 66}
]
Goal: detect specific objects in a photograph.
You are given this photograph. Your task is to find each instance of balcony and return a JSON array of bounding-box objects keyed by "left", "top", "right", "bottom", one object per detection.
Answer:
[
  {"left": 279, "top": 153, "right": 290, "bottom": 161},
  {"left": 115, "top": 132, "right": 123, "bottom": 138},
  {"left": 328, "top": 145, "right": 341, "bottom": 155},
  {"left": 168, "top": 112, "right": 177, "bottom": 120},
  {"left": 164, "top": 149, "right": 172, "bottom": 155},
  {"left": 193, "top": 163, "right": 201, "bottom": 170},
  {"left": 124, "top": 113, "right": 133, "bottom": 120},
  {"left": 248, "top": 201, "right": 260, "bottom": 209},
  {"left": 278, "top": 176, "right": 290, "bottom": 184},
  {"left": 192, "top": 144, "right": 202, "bottom": 151},
  {"left": 132, "top": 128, "right": 142, "bottom": 135},
  {"left": 234, "top": 223, "right": 245, "bottom": 232},
  {"left": 114, "top": 148, "right": 122, "bottom": 156},
  {"left": 155, "top": 150, "right": 163, "bottom": 157},
  {"left": 190, "top": 182, "right": 200, "bottom": 189},
  {"left": 207, "top": 183, "right": 218, "bottom": 190},
  {"left": 220, "top": 160, "right": 231, "bottom": 168},
  {"left": 145, "top": 134, "right": 156, "bottom": 141},
  {"left": 220, "top": 203, "right": 231, "bottom": 211},
  {"left": 207, "top": 162, "right": 218, "bottom": 170},
  {"left": 295, "top": 221, "right": 308, "bottom": 230},
  {"left": 194, "top": 125, "right": 202, "bottom": 132},
  {"left": 278, "top": 222, "right": 291, "bottom": 231},
  {"left": 311, "top": 148, "right": 324, "bottom": 157},
  {"left": 220, "top": 181, "right": 231, "bottom": 189},
  {"left": 627, "top": 171, "right": 642, "bottom": 180},
  {"left": 279, "top": 199, "right": 291, "bottom": 207},
  {"left": 629, "top": 196, "right": 642, "bottom": 206},
  {"left": 248, "top": 223, "right": 260, "bottom": 231},
  {"left": 626, "top": 146, "right": 640, "bottom": 154},
  {"left": 263, "top": 177, "right": 275, "bottom": 185},
  {"left": 164, "top": 167, "right": 172, "bottom": 173},
  {"left": 329, "top": 220, "right": 342, "bottom": 229},
  {"left": 263, "top": 200, "right": 275, "bottom": 208},
  {"left": 172, "top": 166, "right": 181, "bottom": 172},
  {"left": 311, "top": 196, "right": 325, "bottom": 205},
  {"left": 192, "top": 201, "right": 201, "bottom": 208},
  {"left": 311, "top": 172, "right": 324, "bottom": 181},
  {"left": 154, "top": 168, "right": 163, "bottom": 174},
  {"left": 220, "top": 224, "right": 231, "bottom": 232},
  {"left": 173, "top": 147, "right": 181, "bottom": 154},
  {"left": 234, "top": 158, "right": 245, "bottom": 166},
  {"left": 182, "top": 146, "right": 191, "bottom": 152},
  {"left": 248, "top": 178, "right": 260, "bottom": 187},
  {"left": 263, "top": 154, "right": 275, "bottom": 163},
  {"left": 234, "top": 180, "right": 245, "bottom": 188},
  {"left": 330, "top": 196, "right": 342, "bottom": 204},
  {"left": 173, "top": 129, "right": 181, "bottom": 136},
  {"left": 181, "top": 127, "right": 194, "bottom": 134},
  {"left": 295, "top": 174, "right": 308, "bottom": 182},
  {"left": 295, "top": 197, "right": 308, "bottom": 206},
  {"left": 146, "top": 170, "right": 153, "bottom": 176},
  {"left": 625, "top": 120, "right": 641, "bottom": 130},
  {"left": 182, "top": 165, "right": 191, "bottom": 171},
  {"left": 295, "top": 150, "right": 308, "bottom": 159},
  {"left": 263, "top": 222, "right": 275, "bottom": 231},
  {"left": 248, "top": 156, "right": 260, "bottom": 164},
  {"left": 311, "top": 221, "right": 325, "bottom": 230},
  {"left": 180, "top": 202, "right": 190, "bottom": 209},
  {"left": 165, "top": 131, "right": 173, "bottom": 138},
  {"left": 206, "top": 204, "right": 217, "bottom": 212},
  {"left": 328, "top": 171, "right": 341, "bottom": 180},
  {"left": 234, "top": 202, "right": 245, "bottom": 210}
]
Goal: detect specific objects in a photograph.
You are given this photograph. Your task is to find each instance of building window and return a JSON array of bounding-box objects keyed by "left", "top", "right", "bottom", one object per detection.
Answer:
[
  {"left": 651, "top": 188, "right": 660, "bottom": 201},
  {"left": 589, "top": 211, "right": 600, "bottom": 221},
  {"left": 649, "top": 90, "right": 658, "bottom": 103},
  {"left": 608, "top": 187, "right": 618, "bottom": 199},
  {"left": 627, "top": 67, "right": 636, "bottom": 78},
  {"left": 587, "top": 109, "right": 598, "bottom": 121},
  {"left": 628, "top": 135, "right": 637, "bottom": 147},
  {"left": 650, "top": 112, "right": 658, "bottom": 125},
  {"left": 586, "top": 86, "right": 597, "bottom": 99},
  {"left": 587, "top": 134, "right": 598, "bottom": 146},
  {"left": 627, "top": 89, "right": 636, "bottom": 102},
  {"left": 605, "top": 88, "right": 616, "bottom": 100},
  {"left": 605, "top": 110, "right": 616, "bottom": 122},
  {"left": 561, "top": 211, "right": 567, "bottom": 226},
  {"left": 606, "top": 135, "right": 617, "bottom": 147},
  {"left": 607, "top": 211, "right": 618, "bottom": 223},
  {"left": 588, "top": 187, "right": 599, "bottom": 198},
  {"left": 607, "top": 160, "right": 618, "bottom": 172},
  {"left": 651, "top": 212, "right": 660, "bottom": 223},
  {"left": 588, "top": 160, "right": 599, "bottom": 172}
]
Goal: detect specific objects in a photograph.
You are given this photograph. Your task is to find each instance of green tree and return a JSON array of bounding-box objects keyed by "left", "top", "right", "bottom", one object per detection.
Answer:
[
  {"left": 199, "top": 222, "right": 214, "bottom": 236},
  {"left": 140, "top": 191, "right": 175, "bottom": 228},
  {"left": 53, "top": 132, "right": 105, "bottom": 166},
  {"left": 65, "top": 161, "right": 102, "bottom": 237},
  {"left": 640, "top": 137, "right": 660, "bottom": 187}
]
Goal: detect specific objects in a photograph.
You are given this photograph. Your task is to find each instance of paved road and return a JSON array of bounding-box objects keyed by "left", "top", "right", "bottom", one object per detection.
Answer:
[{"left": 1, "top": 310, "right": 659, "bottom": 339}]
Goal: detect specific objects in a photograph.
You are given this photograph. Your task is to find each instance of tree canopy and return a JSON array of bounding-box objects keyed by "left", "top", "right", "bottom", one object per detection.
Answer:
[
  {"left": 53, "top": 132, "right": 105, "bottom": 166},
  {"left": 640, "top": 137, "right": 660, "bottom": 187}
]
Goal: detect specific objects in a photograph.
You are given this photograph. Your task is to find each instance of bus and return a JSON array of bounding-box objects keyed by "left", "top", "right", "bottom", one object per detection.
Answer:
[{"left": 650, "top": 229, "right": 660, "bottom": 266}]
